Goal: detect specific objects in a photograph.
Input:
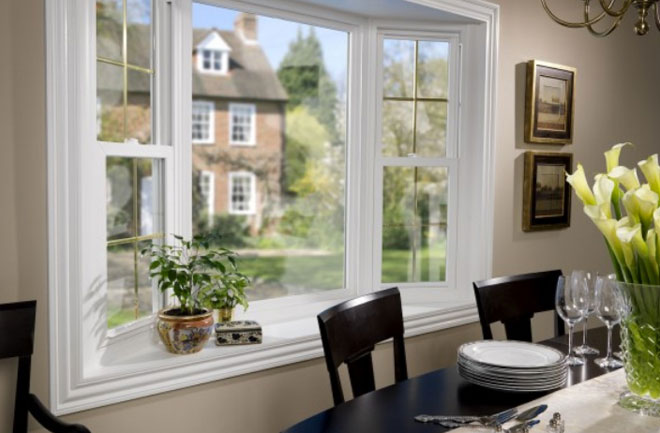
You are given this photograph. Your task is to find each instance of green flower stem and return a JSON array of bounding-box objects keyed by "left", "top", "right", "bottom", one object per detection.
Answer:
[
  {"left": 612, "top": 186, "right": 623, "bottom": 220},
  {"left": 606, "top": 239, "right": 625, "bottom": 282}
]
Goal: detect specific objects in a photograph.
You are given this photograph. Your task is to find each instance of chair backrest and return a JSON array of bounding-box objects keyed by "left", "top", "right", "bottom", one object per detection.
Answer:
[
  {"left": 317, "top": 287, "right": 408, "bottom": 406},
  {"left": 0, "top": 300, "right": 36, "bottom": 360},
  {"left": 472, "top": 270, "right": 564, "bottom": 341},
  {"left": 1, "top": 301, "right": 36, "bottom": 433}
]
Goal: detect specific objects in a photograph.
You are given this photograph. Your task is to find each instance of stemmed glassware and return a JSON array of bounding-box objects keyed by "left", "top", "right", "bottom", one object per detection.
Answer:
[
  {"left": 574, "top": 271, "right": 600, "bottom": 356},
  {"left": 556, "top": 272, "right": 588, "bottom": 366},
  {"left": 594, "top": 275, "right": 623, "bottom": 369}
]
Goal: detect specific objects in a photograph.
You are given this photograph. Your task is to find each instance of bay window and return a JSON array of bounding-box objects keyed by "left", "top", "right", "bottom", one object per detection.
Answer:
[{"left": 47, "top": 0, "right": 498, "bottom": 415}]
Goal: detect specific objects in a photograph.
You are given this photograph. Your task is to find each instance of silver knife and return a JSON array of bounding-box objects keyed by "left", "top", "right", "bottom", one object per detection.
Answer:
[
  {"left": 515, "top": 404, "right": 548, "bottom": 422},
  {"left": 508, "top": 419, "right": 541, "bottom": 433}
]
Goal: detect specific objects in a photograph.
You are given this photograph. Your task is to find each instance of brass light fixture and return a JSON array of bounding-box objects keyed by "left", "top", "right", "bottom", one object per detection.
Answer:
[{"left": 541, "top": 0, "right": 660, "bottom": 36}]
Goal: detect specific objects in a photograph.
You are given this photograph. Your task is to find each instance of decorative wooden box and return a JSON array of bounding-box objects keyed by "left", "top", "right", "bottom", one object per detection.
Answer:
[{"left": 215, "top": 320, "right": 262, "bottom": 345}]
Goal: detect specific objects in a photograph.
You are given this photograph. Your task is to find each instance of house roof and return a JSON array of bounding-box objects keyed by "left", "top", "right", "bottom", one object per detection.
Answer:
[
  {"left": 192, "top": 28, "right": 287, "bottom": 102},
  {"left": 97, "top": 25, "right": 288, "bottom": 103}
]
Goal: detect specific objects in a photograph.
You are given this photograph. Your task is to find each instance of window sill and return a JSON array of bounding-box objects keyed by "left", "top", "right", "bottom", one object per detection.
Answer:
[{"left": 54, "top": 298, "right": 478, "bottom": 415}]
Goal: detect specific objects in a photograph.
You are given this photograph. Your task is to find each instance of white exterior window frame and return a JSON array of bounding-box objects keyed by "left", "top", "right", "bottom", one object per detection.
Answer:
[
  {"left": 46, "top": 0, "right": 499, "bottom": 416},
  {"left": 228, "top": 102, "right": 256, "bottom": 146},
  {"left": 228, "top": 171, "right": 257, "bottom": 215},
  {"left": 199, "top": 170, "right": 215, "bottom": 221},
  {"left": 192, "top": 99, "right": 215, "bottom": 144}
]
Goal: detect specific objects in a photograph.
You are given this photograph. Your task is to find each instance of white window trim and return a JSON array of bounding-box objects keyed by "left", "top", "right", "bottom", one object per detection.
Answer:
[
  {"left": 228, "top": 102, "right": 256, "bottom": 146},
  {"left": 200, "top": 170, "right": 215, "bottom": 221},
  {"left": 192, "top": 100, "right": 215, "bottom": 144},
  {"left": 228, "top": 171, "right": 257, "bottom": 215},
  {"left": 46, "top": 0, "right": 499, "bottom": 415}
]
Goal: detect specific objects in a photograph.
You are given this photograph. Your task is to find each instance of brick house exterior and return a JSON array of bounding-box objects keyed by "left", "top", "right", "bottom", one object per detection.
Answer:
[{"left": 192, "top": 14, "right": 288, "bottom": 233}]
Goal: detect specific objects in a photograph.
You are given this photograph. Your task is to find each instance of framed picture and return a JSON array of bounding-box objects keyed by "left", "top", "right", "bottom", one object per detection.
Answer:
[
  {"left": 524, "top": 60, "right": 576, "bottom": 144},
  {"left": 523, "top": 152, "right": 572, "bottom": 232}
]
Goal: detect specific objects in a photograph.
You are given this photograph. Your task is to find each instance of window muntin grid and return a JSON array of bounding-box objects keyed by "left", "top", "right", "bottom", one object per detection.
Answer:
[
  {"left": 229, "top": 172, "right": 255, "bottom": 214},
  {"left": 229, "top": 103, "right": 256, "bottom": 145},
  {"left": 192, "top": 100, "right": 214, "bottom": 143},
  {"left": 380, "top": 37, "right": 451, "bottom": 284},
  {"left": 97, "top": 0, "right": 164, "bottom": 328}
]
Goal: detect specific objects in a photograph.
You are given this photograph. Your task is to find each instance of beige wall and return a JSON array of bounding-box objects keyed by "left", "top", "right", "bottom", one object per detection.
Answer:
[{"left": 2, "top": 0, "right": 660, "bottom": 432}]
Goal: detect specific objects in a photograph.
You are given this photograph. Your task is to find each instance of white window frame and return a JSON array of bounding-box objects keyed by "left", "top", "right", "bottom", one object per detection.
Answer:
[
  {"left": 228, "top": 171, "right": 257, "bottom": 215},
  {"left": 46, "top": 0, "right": 498, "bottom": 415},
  {"left": 192, "top": 100, "right": 215, "bottom": 144},
  {"left": 228, "top": 102, "right": 256, "bottom": 146},
  {"left": 200, "top": 170, "right": 215, "bottom": 221},
  {"left": 373, "top": 30, "right": 462, "bottom": 302}
]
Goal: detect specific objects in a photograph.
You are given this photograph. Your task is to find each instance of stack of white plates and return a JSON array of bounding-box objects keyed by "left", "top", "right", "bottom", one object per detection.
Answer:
[{"left": 458, "top": 340, "right": 568, "bottom": 392}]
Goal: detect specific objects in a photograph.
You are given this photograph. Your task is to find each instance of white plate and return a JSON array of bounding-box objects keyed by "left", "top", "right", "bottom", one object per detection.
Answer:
[
  {"left": 459, "top": 340, "right": 566, "bottom": 368},
  {"left": 459, "top": 367, "right": 566, "bottom": 392}
]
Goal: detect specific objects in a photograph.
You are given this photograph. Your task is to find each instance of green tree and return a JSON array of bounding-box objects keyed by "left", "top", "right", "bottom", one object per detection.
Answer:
[{"left": 277, "top": 27, "right": 339, "bottom": 143}]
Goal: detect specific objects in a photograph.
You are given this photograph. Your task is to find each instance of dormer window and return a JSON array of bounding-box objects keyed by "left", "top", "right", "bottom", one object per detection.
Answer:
[
  {"left": 201, "top": 49, "right": 224, "bottom": 72},
  {"left": 196, "top": 31, "right": 231, "bottom": 75}
]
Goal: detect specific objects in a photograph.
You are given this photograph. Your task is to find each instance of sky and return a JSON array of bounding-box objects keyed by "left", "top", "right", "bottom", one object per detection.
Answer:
[{"left": 192, "top": 3, "right": 348, "bottom": 84}]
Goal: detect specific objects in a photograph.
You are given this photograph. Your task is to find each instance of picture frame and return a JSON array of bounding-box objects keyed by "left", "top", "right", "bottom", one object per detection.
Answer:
[
  {"left": 524, "top": 60, "right": 576, "bottom": 144},
  {"left": 523, "top": 152, "right": 572, "bottom": 232}
]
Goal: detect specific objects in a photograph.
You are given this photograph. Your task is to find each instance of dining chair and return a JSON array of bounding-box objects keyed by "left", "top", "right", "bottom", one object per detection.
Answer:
[
  {"left": 317, "top": 287, "right": 408, "bottom": 406},
  {"left": 473, "top": 270, "right": 565, "bottom": 342},
  {"left": 2, "top": 300, "right": 91, "bottom": 433}
]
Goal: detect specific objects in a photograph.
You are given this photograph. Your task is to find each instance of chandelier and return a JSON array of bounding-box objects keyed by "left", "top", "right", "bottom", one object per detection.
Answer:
[{"left": 541, "top": 0, "right": 660, "bottom": 36}]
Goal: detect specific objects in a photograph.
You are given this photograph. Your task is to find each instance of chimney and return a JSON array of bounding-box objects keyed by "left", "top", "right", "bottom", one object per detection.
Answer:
[{"left": 235, "top": 13, "right": 257, "bottom": 43}]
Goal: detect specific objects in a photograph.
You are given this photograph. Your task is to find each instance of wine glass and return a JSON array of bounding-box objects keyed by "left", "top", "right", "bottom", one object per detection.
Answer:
[
  {"left": 556, "top": 273, "right": 588, "bottom": 366},
  {"left": 594, "top": 275, "right": 623, "bottom": 369},
  {"left": 574, "top": 271, "right": 600, "bottom": 356}
]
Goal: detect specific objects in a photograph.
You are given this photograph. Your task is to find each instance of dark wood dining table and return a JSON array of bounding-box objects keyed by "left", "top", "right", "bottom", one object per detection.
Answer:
[{"left": 282, "top": 326, "right": 621, "bottom": 433}]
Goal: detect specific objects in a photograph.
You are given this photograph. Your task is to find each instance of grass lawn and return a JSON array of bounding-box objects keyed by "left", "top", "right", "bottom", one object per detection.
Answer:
[{"left": 239, "top": 247, "right": 446, "bottom": 300}]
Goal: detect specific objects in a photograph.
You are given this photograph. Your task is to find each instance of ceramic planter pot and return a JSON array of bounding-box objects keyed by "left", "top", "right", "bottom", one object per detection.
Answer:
[{"left": 157, "top": 308, "right": 213, "bottom": 354}]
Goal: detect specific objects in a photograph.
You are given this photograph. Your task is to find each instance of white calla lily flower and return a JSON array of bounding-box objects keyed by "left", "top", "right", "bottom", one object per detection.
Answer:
[
  {"left": 609, "top": 166, "right": 641, "bottom": 191},
  {"left": 635, "top": 185, "right": 659, "bottom": 230},
  {"left": 593, "top": 174, "right": 614, "bottom": 218},
  {"left": 605, "top": 142, "right": 632, "bottom": 173},
  {"left": 655, "top": 207, "right": 660, "bottom": 236},
  {"left": 617, "top": 223, "right": 643, "bottom": 269},
  {"left": 566, "top": 164, "right": 596, "bottom": 205},
  {"left": 638, "top": 154, "right": 660, "bottom": 196},
  {"left": 622, "top": 189, "right": 641, "bottom": 226}
]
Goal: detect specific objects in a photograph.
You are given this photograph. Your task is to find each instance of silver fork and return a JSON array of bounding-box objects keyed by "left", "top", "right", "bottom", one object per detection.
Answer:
[{"left": 415, "top": 407, "right": 518, "bottom": 427}]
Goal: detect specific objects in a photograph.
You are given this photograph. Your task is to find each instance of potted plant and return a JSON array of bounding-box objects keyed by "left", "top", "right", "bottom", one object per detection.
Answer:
[
  {"left": 202, "top": 269, "right": 250, "bottom": 323},
  {"left": 143, "top": 235, "right": 243, "bottom": 354}
]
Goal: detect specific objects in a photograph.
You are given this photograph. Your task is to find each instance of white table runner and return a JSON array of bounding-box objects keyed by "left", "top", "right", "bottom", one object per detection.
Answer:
[{"left": 454, "top": 369, "right": 660, "bottom": 432}]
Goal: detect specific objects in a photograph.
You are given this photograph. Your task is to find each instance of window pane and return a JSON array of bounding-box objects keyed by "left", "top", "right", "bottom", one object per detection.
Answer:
[
  {"left": 107, "top": 239, "right": 155, "bottom": 329},
  {"left": 382, "top": 100, "right": 413, "bottom": 156},
  {"left": 383, "top": 39, "right": 414, "bottom": 98},
  {"left": 126, "top": 0, "right": 152, "bottom": 69},
  {"left": 191, "top": 3, "right": 348, "bottom": 301},
  {"left": 416, "top": 101, "right": 447, "bottom": 157},
  {"left": 97, "top": 0, "right": 123, "bottom": 62},
  {"left": 127, "top": 69, "right": 152, "bottom": 144},
  {"left": 417, "top": 40, "right": 449, "bottom": 99},
  {"left": 107, "top": 157, "right": 158, "bottom": 240},
  {"left": 382, "top": 166, "right": 447, "bottom": 283},
  {"left": 97, "top": 62, "right": 124, "bottom": 142}
]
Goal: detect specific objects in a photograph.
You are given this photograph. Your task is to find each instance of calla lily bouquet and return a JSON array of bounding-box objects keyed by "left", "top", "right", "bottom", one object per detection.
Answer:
[{"left": 566, "top": 143, "right": 660, "bottom": 285}]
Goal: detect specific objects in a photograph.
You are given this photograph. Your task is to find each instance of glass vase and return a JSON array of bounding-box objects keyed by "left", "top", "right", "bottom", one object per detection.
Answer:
[{"left": 617, "top": 281, "right": 660, "bottom": 416}]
